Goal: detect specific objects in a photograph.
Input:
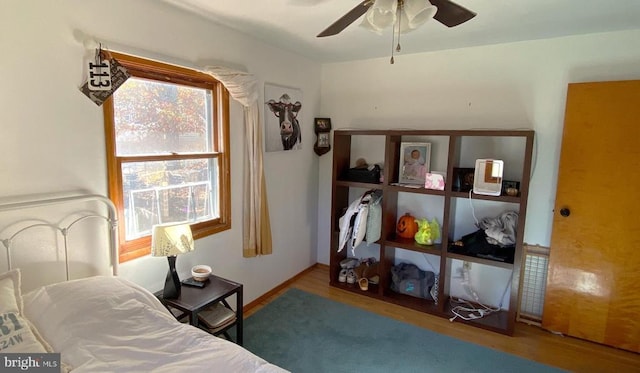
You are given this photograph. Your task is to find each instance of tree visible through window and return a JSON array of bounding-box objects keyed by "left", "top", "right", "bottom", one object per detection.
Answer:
[{"left": 103, "top": 52, "right": 231, "bottom": 263}]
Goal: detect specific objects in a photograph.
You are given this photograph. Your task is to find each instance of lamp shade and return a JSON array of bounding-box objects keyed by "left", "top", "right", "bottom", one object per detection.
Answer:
[
  {"left": 361, "top": 0, "right": 397, "bottom": 34},
  {"left": 151, "top": 222, "right": 194, "bottom": 257},
  {"left": 360, "top": 0, "right": 438, "bottom": 34},
  {"left": 402, "top": 0, "right": 437, "bottom": 32}
]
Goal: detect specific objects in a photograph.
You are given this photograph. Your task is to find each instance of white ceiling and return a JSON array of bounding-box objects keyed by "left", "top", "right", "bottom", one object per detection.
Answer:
[{"left": 162, "top": 0, "right": 640, "bottom": 63}]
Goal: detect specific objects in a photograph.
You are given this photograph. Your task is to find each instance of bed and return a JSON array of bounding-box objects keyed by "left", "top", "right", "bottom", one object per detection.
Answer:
[{"left": 0, "top": 193, "right": 287, "bottom": 372}]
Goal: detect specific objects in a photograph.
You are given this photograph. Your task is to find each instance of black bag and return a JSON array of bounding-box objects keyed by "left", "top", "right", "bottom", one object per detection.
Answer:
[
  {"left": 390, "top": 263, "right": 435, "bottom": 300},
  {"left": 448, "top": 229, "right": 515, "bottom": 263},
  {"left": 344, "top": 164, "right": 381, "bottom": 183}
]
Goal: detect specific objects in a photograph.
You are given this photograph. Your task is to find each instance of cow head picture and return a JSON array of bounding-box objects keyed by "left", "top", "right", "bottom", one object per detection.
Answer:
[{"left": 266, "top": 93, "right": 302, "bottom": 151}]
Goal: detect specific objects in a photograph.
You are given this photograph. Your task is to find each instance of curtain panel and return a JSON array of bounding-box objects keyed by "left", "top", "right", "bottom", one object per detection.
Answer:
[{"left": 203, "top": 67, "right": 272, "bottom": 257}]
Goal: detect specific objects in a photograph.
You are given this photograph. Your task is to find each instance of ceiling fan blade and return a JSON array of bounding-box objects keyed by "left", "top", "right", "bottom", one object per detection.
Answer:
[
  {"left": 430, "top": 0, "right": 476, "bottom": 27},
  {"left": 317, "top": 0, "right": 371, "bottom": 37}
]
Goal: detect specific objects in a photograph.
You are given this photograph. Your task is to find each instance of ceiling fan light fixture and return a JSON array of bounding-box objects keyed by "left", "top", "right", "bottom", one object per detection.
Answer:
[
  {"left": 360, "top": 0, "right": 397, "bottom": 33},
  {"left": 361, "top": 0, "right": 438, "bottom": 34},
  {"left": 317, "top": 0, "right": 475, "bottom": 38},
  {"left": 402, "top": 0, "right": 437, "bottom": 31},
  {"left": 320, "top": 0, "right": 474, "bottom": 64}
]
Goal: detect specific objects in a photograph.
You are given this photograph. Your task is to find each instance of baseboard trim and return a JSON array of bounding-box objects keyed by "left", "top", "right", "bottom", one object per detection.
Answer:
[{"left": 243, "top": 263, "right": 323, "bottom": 314}]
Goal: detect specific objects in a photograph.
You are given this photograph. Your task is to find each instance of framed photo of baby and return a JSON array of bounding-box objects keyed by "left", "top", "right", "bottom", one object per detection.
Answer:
[{"left": 399, "top": 142, "right": 431, "bottom": 185}]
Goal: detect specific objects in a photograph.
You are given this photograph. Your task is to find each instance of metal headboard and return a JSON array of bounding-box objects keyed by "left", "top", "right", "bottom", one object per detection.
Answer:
[{"left": 0, "top": 194, "right": 118, "bottom": 279}]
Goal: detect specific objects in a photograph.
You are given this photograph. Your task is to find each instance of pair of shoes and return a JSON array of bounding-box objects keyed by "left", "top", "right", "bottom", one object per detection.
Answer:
[
  {"left": 354, "top": 261, "right": 374, "bottom": 290},
  {"left": 354, "top": 260, "right": 381, "bottom": 290}
]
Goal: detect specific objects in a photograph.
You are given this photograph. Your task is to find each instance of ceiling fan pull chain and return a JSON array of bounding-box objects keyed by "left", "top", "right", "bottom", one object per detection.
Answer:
[
  {"left": 390, "top": 44, "right": 395, "bottom": 64},
  {"left": 390, "top": 13, "right": 396, "bottom": 64},
  {"left": 396, "top": 0, "right": 402, "bottom": 52},
  {"left": 390, "top": 0, "right": 403, "bottom": 64}
]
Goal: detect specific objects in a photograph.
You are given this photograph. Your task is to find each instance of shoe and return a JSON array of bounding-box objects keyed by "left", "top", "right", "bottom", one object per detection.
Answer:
[
  {"left": 340, "top": 257, "right": 359, "bottom": 269},
  {"left": 338, "top": 269, "right": 347, "bottom": 283},
  {"left": 346, "top": 269, "right": 356, "bottom": 284},
  {"left": 359, "top": 277, "right": 369, "bottom": 291}
]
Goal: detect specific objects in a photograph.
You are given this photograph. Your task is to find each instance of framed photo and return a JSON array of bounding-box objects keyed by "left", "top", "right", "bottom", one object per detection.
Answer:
[
  {"left": 314, "top": 118, "right": 331, "bottom": 132},
  {"left": 399, "top": 142, "right": 431, "bottom": 184},
  {"left": 317, "top": 132, "right": 330, "bottom": 148}
]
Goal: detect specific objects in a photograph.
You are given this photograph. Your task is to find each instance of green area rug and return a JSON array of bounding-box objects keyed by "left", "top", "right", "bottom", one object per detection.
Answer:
[{"left": 244, "top": 288, "right": 564, "bottom": 373}]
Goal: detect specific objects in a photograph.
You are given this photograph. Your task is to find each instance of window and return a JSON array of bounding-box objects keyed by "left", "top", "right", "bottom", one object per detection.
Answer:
[{"left": 103, "top": 52, "right": 231, "bottom": 263}]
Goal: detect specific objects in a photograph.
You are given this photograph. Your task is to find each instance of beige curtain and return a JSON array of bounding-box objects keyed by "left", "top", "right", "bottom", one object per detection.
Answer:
[{"left": 203, "top": 66, "right": 272, "bottom": 257}]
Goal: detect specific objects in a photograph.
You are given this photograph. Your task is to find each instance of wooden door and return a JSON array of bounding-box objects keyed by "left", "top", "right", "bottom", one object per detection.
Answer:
[{"left": 542, "top": 80, "right": 640, "bottom": 352}]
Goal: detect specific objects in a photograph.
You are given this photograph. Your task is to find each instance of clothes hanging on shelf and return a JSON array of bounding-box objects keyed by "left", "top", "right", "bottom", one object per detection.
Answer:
[
  {"left": 337, "top": 190, "right": 382, "bottom": 255},
  {"left": 365, "top": 192, "right": 383, "bottom": 245}
]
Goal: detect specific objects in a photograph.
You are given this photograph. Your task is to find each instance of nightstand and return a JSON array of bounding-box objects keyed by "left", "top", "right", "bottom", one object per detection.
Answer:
[{"left": 156, "top": 274, "right": 243, "bottom": 346}]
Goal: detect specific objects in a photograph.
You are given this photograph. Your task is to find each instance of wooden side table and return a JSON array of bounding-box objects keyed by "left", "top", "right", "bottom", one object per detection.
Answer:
[{"left": 156, "top": 274, "right": 243, "bottom": 346}]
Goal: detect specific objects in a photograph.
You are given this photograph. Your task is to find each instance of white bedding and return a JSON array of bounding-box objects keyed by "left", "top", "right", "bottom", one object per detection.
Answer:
[{"left": 22, "top": 276, "right": 287, "bottom": 373}]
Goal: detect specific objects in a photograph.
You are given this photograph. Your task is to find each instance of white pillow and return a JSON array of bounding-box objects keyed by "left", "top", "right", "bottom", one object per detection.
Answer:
[{"left": 0, "top": 269, "right": 52, "bottom": 353}]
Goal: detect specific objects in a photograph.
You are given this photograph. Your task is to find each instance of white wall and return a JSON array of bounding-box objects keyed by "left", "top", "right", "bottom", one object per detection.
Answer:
[
  {"left": 317, "top": 29, "right": 640, "bottom": 265},
  {"left": 0, "top": 0, "right": 321, "bottom": 305}
]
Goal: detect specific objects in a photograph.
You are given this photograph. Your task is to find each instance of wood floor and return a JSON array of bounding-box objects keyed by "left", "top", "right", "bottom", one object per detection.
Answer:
[{"left": 244, "top": 265, "right": 640, "bottom": 373}]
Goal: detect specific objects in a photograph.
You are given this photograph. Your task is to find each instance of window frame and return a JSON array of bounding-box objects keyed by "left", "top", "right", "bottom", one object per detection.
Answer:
[{"left": 103, "top": 51, "right": 231, "bottom": 263}]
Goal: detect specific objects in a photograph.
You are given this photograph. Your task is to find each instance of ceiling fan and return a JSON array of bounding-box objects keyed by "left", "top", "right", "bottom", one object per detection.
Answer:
[{"left": 317, "top": 0, "right": 476, "bottom": 37}]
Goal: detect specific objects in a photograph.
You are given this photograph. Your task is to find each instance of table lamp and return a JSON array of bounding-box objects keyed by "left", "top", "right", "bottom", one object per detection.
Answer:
[{"left": 151, "top": 222, "right": 194, "bottom": 299}]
